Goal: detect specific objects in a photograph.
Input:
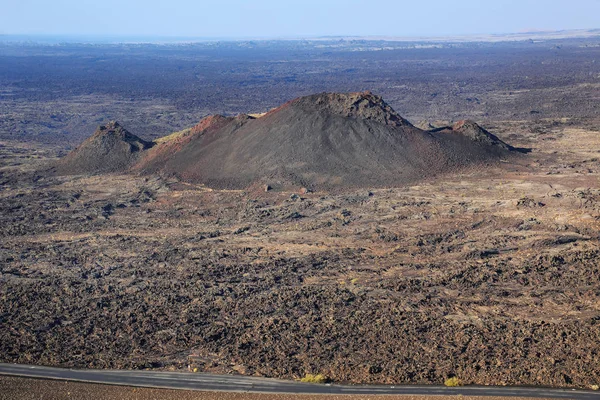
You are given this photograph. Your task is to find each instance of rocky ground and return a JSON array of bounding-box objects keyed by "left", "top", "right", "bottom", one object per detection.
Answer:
[{"left": 1, "top": 117, "right": 600, "bottom": 388}]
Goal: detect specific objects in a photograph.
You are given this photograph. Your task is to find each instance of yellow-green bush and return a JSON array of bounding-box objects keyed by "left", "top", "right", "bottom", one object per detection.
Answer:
[
  {"left": 444, "top": 377, "right": 462, "bottom": 387},
  {"left": 300, "top": 373, "right": 328, "bottom": 383}
]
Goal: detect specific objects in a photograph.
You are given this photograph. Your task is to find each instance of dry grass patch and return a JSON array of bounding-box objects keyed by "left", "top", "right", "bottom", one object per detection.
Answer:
[
  {"left": 300, "top": 374, "right": 328, "bottom": 383},
  {"left": 444, "top": 377, "right": 462, "bottom": 387}
]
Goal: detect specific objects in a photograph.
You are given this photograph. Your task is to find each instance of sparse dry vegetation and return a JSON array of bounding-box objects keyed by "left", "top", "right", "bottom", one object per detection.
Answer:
[
  {"left": 444, "top": 377, "right": 462, "bottom": 387},
  {"left": 300, "top": 374, "right": 328, "bottom": 384}
]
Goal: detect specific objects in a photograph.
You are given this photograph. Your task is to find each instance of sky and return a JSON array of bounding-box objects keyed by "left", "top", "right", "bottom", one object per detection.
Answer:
[{"left": 1, "top": 0, "right": 599, "bottom": 39}]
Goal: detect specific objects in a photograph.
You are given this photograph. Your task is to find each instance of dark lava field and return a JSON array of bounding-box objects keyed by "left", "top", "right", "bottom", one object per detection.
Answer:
[{"left": 1, "top": 36, "right": 600, "bottom": 389}]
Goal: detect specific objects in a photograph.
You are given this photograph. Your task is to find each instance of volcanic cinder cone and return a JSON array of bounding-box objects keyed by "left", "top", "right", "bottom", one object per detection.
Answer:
[
  {"left": 59, "top": 92, "right": 519, "bottom": 189},
  {"left": 55, "top": 121, "right": 154, "bottom": 175},
  {"left": 431, "top": 120, "right": 515, "bottom": 151}
]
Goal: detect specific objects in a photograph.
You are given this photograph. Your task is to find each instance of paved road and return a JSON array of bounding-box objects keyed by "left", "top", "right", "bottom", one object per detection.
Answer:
[{"left": 0, "top": 363, "right": 597, "bottom": 399}]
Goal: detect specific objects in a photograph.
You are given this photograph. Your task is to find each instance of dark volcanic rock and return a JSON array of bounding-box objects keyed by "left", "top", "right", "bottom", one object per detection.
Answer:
[
  {"left": 433, "top": 120, "right": 515, "bottom": 151},
  {"left": 55, "top": 121, "right": 153, "bottom": 175},
  {"left": 135, "top": 92, "right": 519, "bottom": 189},
  {"left": 288, "top": 91, "right": 412, "bottom": 127}
]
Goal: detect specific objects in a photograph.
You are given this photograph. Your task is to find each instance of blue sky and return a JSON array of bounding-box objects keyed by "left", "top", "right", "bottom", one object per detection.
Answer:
[{"left": 1, "top": 0, "right": 599, "bottom": 38}]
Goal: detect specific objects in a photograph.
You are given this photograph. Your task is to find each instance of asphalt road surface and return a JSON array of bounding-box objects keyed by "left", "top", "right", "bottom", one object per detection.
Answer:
[{"left": 0, "top": 363, "right": 597, "bottom": 399}]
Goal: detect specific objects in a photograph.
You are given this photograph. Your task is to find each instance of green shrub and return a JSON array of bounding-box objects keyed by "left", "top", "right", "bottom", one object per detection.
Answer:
[
  {"left": 300, "top": 373, "right": 328, "bottom": 383},
  {"left": 444, "top": 377, "right": 462, "bottom": 387}
]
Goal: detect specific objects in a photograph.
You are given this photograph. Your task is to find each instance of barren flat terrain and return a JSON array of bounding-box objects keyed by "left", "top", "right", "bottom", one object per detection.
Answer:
[{"left": 1, "top": 114, "right": 600, "bottom": 388}]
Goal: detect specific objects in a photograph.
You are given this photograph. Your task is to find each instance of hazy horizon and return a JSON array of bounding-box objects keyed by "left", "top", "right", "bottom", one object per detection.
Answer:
[
  {"left": 1, "top": 29, "right": 599, "bottom": 46},
  {"left": 2, "top": 0, "right": 599, "bottom": 39}
]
